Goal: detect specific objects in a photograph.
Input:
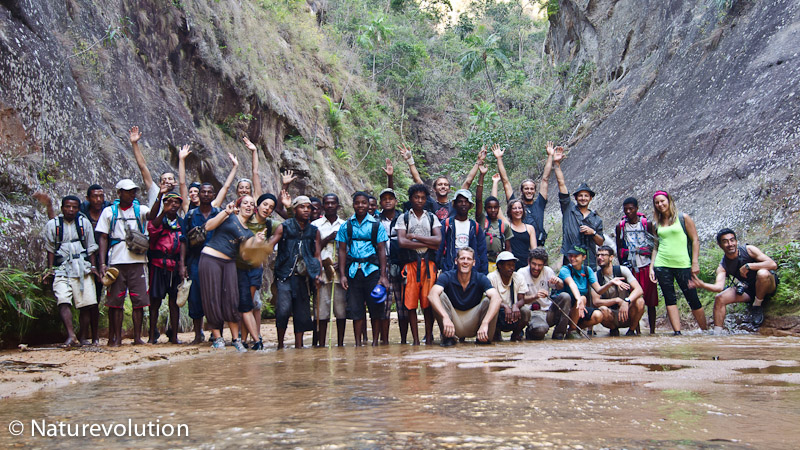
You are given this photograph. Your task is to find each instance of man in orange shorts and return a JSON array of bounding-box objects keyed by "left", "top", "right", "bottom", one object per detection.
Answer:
[{"left": 396, "top": 184, "right": 442, "bottom": 345}]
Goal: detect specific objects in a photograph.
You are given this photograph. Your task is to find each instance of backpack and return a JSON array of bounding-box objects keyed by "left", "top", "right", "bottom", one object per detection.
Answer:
[
  {"left": 483, "top": 217, "right": 507, "bottom": 250},
  {"left": 618, "top": 214, "right": 653, "bottom": 262},
  {"left": 108, "top": 199, "right": 150, "bottom": 255},
  {"left": 676, "top": 211, "right": 693, "bottom": 260},
  {"left": 344, "top": 217, "right": 381, "bottom": 267},
  {"left": 397, "top": 210, "right": 437, "bottom": 266},
  {"left": 53, "top": 216, "right": 89, "bottom": 266}
]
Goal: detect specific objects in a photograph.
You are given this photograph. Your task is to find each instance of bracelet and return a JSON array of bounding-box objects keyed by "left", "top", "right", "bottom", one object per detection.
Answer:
[{"left": 407, "top": 157, "right": 415, "bottom": 166}]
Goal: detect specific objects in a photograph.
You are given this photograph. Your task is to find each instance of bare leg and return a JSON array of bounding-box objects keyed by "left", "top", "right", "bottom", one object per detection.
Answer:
[
  {"left": 317, "top": 319, "right": 329, "bottom": 347},
  {"left": 409, "top": 309, "right": 420, "bottom": 345},
  {"left": 108, "top": 308, "right": 122, "bottom": 347},
  {"left": 277, "top": 327, "right": 287, "bottom": 349},
  {"left": 241, "top": 312, "right": 260, "bottom": 344},
  {"left": 336, "top": 319, "right": 346, "bottom": 347},
  {"left": 362, "top": 320, "right": 368, "bottom": 342},
  {"left": 423, "top": 306, "right": 435, "bottom": 345},
  {"left": 754, "top": 269, "right": 777, "bottom": 305},
  {"left": 295, "top": 332, "right": 304, "bottom": 348},
  {"left": 381, "top": 319, "right": 390, "bottom": 345},
  {"left": 59, "top": 304, "right": 77, "bottom": 346},
  {"left": 371, "top": 318, "right": 380, "bottom": 346},
  {"left": 148, "top": 297, "right": 162, "bottom": 344},
  {"left": 228, "top": 321, "right": 240, "bottom": 342},
  {"left": 353, "top": 319, "right": 364, "bottom": 347},
  {"left": 78, "top": 306, "right": 91, "bottom": 345},
  {"left": 398, "top": 316, "right": 409, "bottom": 344},
  {"left": 691, "top": 307, "right": 708, "bottom": 330},
  {"left": 168, "top": 295, "right": 181, "bottom": 344},
  {"left": 647, "top": 306, "right": 657, "bottom": 334},
  {"left": 89, "top": 304, "right": 100, "bottom": 344},
  {"left": 132, "top": 308, "right": 146, "bottom": 345},
  {"left": 191, "top": 318, "right": 205, "bottom": 344},
  {"left": 666, "top": 305, "right": 681, "bottom": 332}
]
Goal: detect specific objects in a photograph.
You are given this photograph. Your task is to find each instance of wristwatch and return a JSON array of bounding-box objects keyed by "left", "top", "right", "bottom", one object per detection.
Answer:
[{"left": 623, "top": 297, "right": 631, "bottom": 304}]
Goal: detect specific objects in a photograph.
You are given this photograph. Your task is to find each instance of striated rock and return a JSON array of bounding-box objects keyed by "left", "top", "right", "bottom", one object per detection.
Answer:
[{"left": 544, "top": 0, "right": 800, "bottom": 242}]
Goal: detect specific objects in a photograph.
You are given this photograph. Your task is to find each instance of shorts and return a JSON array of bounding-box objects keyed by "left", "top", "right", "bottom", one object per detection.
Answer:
[
  {"left": 106, "top": 264, "right": 149, "bottom": 309},
  {"left": 241, "top": 266, "right": 264, "bottom": 289},
  {"left": 149, "top": 264, "right": 181, "bottom": 301},
  {"left": 53, "top": 275, "right": 98, "bottom": 309},
  {"left": 402, "top": 259, "right": 437, "bottom": 311},
  {"left": 237, "top": 269, "right": 256, "bottom": 313},
  {"left": 742, "top": 271, "right": 779, "bottom": 302},
  {"left": 315, "top": 281, "right": 347, "bottom": 321},
  {"left": 346, "top": 270, "right": 382, "bottom": 321},
  {"left": 633, "top": 265, "right": 659, "bottom": 307},
  {"left": 608, "top": 307, "right": 632, "bottom": 329},
  {"left": 577, "top": 306, "right": 599, "bottom": 323},
  {"left": 275, "top": 276, "right": 313, "bottom": 332}
]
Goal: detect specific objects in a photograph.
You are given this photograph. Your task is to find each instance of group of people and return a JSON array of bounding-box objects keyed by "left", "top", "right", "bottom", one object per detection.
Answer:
[{"left": 39, "top": 130, "right": 779, "bottom": 350}]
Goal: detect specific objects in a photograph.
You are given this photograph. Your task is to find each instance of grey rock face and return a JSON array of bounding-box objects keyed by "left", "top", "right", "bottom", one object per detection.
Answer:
[{"left": 545, "top": 0, "right": 800, "bottom": 242}]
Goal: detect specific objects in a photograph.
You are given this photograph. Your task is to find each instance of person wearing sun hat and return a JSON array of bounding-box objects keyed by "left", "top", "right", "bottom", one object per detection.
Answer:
[
  {"left": 554, "top": 155, "right": 605, "bottom": 270},
  {"left": 487, "top": 251, "right": 530, "bottom": 341}
]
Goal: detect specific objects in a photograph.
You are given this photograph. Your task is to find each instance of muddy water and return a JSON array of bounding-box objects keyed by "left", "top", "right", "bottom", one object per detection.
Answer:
[{"left": 1, "top": 334, "right": 799, "bottom": 449}]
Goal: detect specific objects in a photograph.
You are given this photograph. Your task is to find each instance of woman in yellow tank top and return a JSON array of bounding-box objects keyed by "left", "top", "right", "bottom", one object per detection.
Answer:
[{"left": 648, "top": 191, "right": 708, "bottom": 335}]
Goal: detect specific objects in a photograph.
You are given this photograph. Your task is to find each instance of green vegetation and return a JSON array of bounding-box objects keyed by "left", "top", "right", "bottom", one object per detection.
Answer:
[{"left": 0, "top": 267, "right": 50, "bottom": 345}]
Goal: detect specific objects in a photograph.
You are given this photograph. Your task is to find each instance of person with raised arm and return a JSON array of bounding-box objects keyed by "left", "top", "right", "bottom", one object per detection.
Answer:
[
  {"left": 178, "top": 145, "right": 239, "bottom": 213},
  {"left": 493, "top": 141, "right": 556, "bottom": 246},
  {"left": 476, "top": 163, "right": 513, "bottom": 272},
  {"left": 128, "top": 126, "right": 176, "bottom": 208},
  {"left": 398, "top": 143, "right": 487, "bottom": 220}
]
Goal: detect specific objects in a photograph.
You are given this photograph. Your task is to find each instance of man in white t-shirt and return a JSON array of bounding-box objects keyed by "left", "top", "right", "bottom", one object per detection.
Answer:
[
  {"left": 311, "top": 193, "right": 347, "bottom": 347},
  {"left": 517, "top": 248, "right": 572, "bottom": 340},
  {"left": 487, "top": 252, "right": 529, "bottom": 341},
  {"left": 96, "top": 179, "right": 151, "bottom": 347}
]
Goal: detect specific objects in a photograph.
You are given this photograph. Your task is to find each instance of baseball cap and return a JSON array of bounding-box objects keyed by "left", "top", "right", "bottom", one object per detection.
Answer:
[
  {"left": 115, "top": 179, "right": 139, "bottom": 191},
  {"left": 496, "top": 251, "right": 518, "bottom": 263},
  {"left": 566, "top": 244, "right": 588, "bottom": 256},
  {"left": 454, "top": 189, "right": 474, "bottom": 204},
  {"left": 291, "top": 195, "right": 311, "bottom": 209}
]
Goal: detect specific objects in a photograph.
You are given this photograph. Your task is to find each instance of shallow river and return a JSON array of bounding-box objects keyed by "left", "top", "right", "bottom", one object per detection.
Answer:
[{"left": 1, "top": 334, "right": 799, "bottom": 449}]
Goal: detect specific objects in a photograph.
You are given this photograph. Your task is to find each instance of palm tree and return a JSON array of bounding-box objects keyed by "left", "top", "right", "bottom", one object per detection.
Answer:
[
  {"left": 458, "top": 32, "right": 510, "bottom": 106},
  {"left": 357, "top": 15, "right": 394, "bottom": 82}
]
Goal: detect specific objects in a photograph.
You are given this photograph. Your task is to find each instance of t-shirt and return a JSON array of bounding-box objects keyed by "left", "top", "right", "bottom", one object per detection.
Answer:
[
  {"left": 487, "top": 271, "right": 529, "bottom": 308},
  {"left": 95, "top": 202, "right": 151, "bottom": 265},
  {"left": 395, "top": 210, "right": 441, "bottom": 254},
  {"left": 184, "top": 206, "right": 221, "bottom": 263},
  {"left": 477, "top": 213, "right": 514, "bottom": 262},
  {"left": 454, "top": 218, "right": 470, "bottom": 250},
  {"left": 205, "top": 214, "right": 254, "bottom": 259},
  {"left": 378, "top": 210, "right": 399, "bottom": 257},
  {"left": 623, "top": 221, "right": 653, "bottom": 268},
  {"left": 558, "top": 264, "right": 597, "bottom": 296},
  {"left": 435, "top": 269, "right": 494, "bottom": 311},
  {"left": 312, "top": 216, "right": 345, "bottom": 262},
  {"left": 597, "top": 265, "right": 636, "bottom": 300},
  {"left": 42, "top": 215, "right": 98, "bottom": 278},
  {"left": 516, "top": 265, "right": 556, "bottom": 311}
]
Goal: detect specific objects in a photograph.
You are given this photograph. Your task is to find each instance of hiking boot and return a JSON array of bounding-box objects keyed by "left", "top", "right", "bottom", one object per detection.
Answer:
[
  {"left": 440, "top": 335, "right": 457, "bottom": 347},
  {"left": 242, "top": 340, "right": 250, "bottom": 349},
  {"left": 566, "top": 331, "right": 581, "bottom": 340},
  {"left": 551, "top": 333, "right": 566, "bottom": 340},
  {"left": 750, "top": 305, "right": 764, "bottom": 327},
  {"left": 251, "top": 338, "right": 264, "bottom": 351},
  {"left": 232, "top": 339, "right": 248, "bottom": 353},
  {"left": 211, "top": 337, "right": 226, "bottom": 349},
  {"left": 625, "top": 329, "right": 637, "bottom": 337},
  {"left": 609, "top": 328, "right": 620, "bottom": 337},
  {"left": 673, "top": 331, "right": 682, "bottom": 336}
]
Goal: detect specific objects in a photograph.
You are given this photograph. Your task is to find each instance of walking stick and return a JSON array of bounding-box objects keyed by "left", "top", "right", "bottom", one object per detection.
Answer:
[{"left": 548, "top": 296, "right": 592, "bottom": 340}]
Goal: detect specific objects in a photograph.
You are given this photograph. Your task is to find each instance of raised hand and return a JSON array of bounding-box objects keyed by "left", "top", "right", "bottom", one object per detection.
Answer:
[
  {"left": 382, "top": 158, "right": 394, "bottom": 176},
  {"left": 32, "top": 191, "right": 51, "bottom": 206},
  {"left": 478, "top": 162, "right": 488, "bottom": 176},
  {"left": 491, "top": 173, "right": 501, "bottom": 183},
  {"left": 228, "top": 153, "right": 239, "bottom": 167},
  {"left": 280, "top": 189, "right": 292, "bottom": 209},
  {"left": 160, "top": 182, "right": 170, "bottom": 194},
  {"left": 477, "top": 145, "right": 487, "bottom": 164},
  {"left": 179, "top": 144, "right": 192, "bottom": 160},
  {"left": 546, "top": 141, "right": 555, "bottom": 156},
  {"left": 397, "top": 143, "right": 413, "bottom": 162},
  {"left": 553, "top": 146, "right": 565, "bottom": 163},
  {"left": 281, "top": 169, "right": 297, "bottom": 186},
  {"left": 242, "top": 136, "right": 257, "bottom": 152},
  {"left": 492, "top": 143, "right": 504, "bottom": 159},
  {"left": 129, "top": 126, "right": 142, "bottom": 144},
  {"left": 224, "top": 201, "right": 236, "bottom": 215}
]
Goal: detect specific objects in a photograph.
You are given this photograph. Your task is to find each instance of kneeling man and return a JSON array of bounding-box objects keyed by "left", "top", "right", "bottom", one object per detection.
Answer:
[
  {"left": 428, "top": 247, "right": 503, "bottom": 346},
  {"left": 488, "top": 252, "right": 530, "bottom": 341},
  {"left": 693, "top": 228, "right": 778, "bottom": 331},
  {"left": 517, "top": 248, "right": 572, "bottom": 340},
  {"left": 594, "top": 246, "right": 645, "bottom": 336}
]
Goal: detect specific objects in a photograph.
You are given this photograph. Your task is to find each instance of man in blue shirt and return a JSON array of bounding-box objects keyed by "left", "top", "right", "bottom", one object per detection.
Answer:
[
  {"left": 558, "top": 244, "right": 606, "bottom": 335},
  {"left": 337, "top": 191, "right": 389, "bottom": 346},
  {"left": 427, "top": 247, "right": 503, "bottom": 346}
]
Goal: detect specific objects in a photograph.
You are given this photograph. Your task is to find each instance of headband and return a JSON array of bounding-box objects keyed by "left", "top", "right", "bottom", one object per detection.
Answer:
[{"left": 653, "top": 190, "right": 669, "bottom": 199}]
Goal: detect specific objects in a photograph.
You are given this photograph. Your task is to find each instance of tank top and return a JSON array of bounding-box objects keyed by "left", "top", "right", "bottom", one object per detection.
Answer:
[
  {"left": 720, "top": 245, "right": 756, "bottom": 285},
  {"left": 510, "top": 227, "right": 531, "bottom": 270},
  {"left": 654, "top": 218, "right": 690, "bottom": 268}
]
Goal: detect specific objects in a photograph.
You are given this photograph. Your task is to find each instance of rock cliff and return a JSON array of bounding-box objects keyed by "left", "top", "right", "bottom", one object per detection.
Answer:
[
  {"left": 544, "top": 0, "right": 800, "bottom": 241},
  {"left": 0, "top": 0, "right": 382, "bottom": 267}
]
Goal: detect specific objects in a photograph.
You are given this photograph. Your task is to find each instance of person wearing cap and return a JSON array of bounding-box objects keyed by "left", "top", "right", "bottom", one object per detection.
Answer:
[
  {"left": 398, "top": 143, "right": 487, "bottom": 220},
  {"left": 517, "top": 248, "right": 572, "bottom": 340},
  {"left": 557, "top": 244, "right": 606, "bottom": 336},
  {"left": 377, "top": 183, "right": 404, "bottom": 345},
  {"left": 648, "top": 191, "right": 708, "bottom": 335},
  {"left": 336, "top": 191, "right": 390, "bottom": 346},
  {"left": 267, "top": 195, "right": 322, "bottom": 349},
  {"left": 492, "top": 142, "right": 560, "bottom": 246},
  {"left": 427, "top": 247, "right": 503, "bottom": 345},
  {"left": 554, "top": 151, "right": 604, "bottom": 270},
  {"left": 312, "top": 193, "right": 348, "bottom": 347},
  {"left": 487, "top": 251, "right": 530, "bottom": 341},
  {"left": 594, "top": 245, "right": 645, "bottom": 336},
  {"left": 437, "top": 188, "right": 488, "bottom": 274},
  {"left": 178, "top": 144, "right": 239, "bottom": 214},
  {"left": 96, "top": 178, "right": 152, "bottom": 346},
  {"left": 145, "top": 186, "right": 185, "bottom": 344},
  {"left": 237, "top": 192, "right": 284, "bottom": 348},
  {"left": 397, "top": 184, "right": 442, "bottom": 346},
  {"left": 42, "top": 195, "right": 101, "bottom": 347}
]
